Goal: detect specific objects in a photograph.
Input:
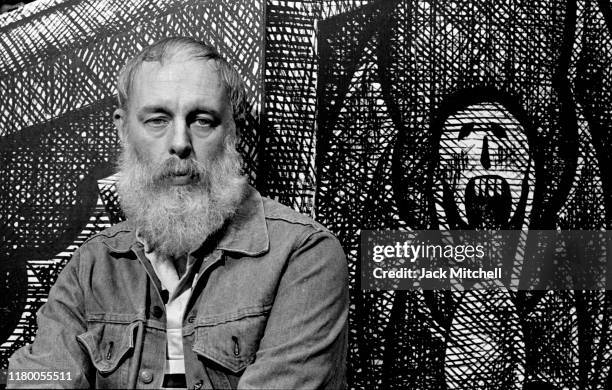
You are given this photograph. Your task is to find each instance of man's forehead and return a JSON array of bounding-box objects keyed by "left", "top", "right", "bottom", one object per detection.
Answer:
[
  {"left": 135, "top": 58, "right": 220, "bottom": 86},
  {"left": 129, "top": 57, "right": 230, "bottom": 109}
]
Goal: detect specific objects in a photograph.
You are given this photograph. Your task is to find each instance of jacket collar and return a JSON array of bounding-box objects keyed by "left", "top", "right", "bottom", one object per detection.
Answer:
[
  {"left": 216, "top": 184, "right": 269, "bottom": 256},
  {"left": 106, "top": 185, "right": 269, "bottom": 257}
]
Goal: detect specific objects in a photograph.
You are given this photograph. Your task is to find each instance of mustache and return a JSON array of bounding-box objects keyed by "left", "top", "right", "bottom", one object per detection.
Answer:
[{"left": 153, "top": 157, "right": 206, "bottom": 182}]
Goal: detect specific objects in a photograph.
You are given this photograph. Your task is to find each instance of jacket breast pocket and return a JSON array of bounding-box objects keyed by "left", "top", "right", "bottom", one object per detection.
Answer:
[
  {"left": 76, "top": 320, "right": 138, "bottom": 387},
  {"left": 192, "top": 310, "right": 268, "bottom": 374}
]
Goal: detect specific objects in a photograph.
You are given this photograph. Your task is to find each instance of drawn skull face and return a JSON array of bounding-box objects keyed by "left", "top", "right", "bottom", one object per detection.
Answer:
[{"left": 436, "top": 102, "right": 532, "bottom": 229}]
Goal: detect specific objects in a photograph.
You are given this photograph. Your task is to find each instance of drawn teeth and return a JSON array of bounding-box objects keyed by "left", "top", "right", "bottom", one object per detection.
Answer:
[{"left": 474, "top": 177, "right": 505, "bottom": 197}]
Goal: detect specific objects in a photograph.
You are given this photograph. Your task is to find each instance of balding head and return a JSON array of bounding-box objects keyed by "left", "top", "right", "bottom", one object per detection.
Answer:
[{"left": 116, "top": 37, "right": 248, "bottom": 131}]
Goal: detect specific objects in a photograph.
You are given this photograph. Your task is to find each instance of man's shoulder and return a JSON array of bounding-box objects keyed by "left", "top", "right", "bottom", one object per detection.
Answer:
[
  {"left": 258, "top": 196, "right": 347, "bottom": 279},
  {"left": 257, "top": 196, "right": 346, "bottom": 256},
  {"left": 79, "top": 220, "right": 135, "bottom": 253},
  {"left": 260, "top": 196, "right": 328, "bottom": 233},
  {"left": 61, "top": 222, "right": 137, "bottom": 276}
]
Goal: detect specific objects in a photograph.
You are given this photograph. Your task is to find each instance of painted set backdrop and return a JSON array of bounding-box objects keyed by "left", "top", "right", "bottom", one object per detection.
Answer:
[{"left": 1, "top": 0, "right": 612, "bottom": 388}]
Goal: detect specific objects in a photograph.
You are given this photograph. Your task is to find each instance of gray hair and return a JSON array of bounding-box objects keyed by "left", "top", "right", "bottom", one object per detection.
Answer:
[{"left": 116, "top": 37, "right": 248, "bottom": 130}]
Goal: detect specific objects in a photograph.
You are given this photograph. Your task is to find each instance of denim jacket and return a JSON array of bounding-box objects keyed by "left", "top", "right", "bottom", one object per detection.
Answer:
[{"left": 8, "top": 185, "right": 349, "bottom": 389}]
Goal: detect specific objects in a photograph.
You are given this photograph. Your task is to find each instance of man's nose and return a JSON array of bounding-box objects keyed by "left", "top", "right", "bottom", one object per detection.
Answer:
[{"left": 169, "top": 121, "right": 192, "bottom": 159}]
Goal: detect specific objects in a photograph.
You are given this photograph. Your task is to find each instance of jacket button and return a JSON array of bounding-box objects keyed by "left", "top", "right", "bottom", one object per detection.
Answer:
[
  {"left": 140, "top": 369, "right": 153, "bottom": 384},
  {"left": 152, "top": 306, "right": 163, "bottom": 319},
  {"left": 187, "top": 316, "right": 195, "bottom": 324}
]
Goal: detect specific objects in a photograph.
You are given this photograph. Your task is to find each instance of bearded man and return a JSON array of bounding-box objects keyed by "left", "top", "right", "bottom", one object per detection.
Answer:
[{"left": 8, "top": 37, "right": 348, "bottom": 389}]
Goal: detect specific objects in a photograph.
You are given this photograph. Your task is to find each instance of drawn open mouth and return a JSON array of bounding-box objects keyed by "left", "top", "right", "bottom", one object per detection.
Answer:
[{"left": 464, "top": 175, "right": 511, "bottom": 228}]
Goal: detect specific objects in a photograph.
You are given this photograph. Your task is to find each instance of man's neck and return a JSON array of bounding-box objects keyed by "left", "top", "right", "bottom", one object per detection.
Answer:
[{"left": 173, "top": 253, "right": 188, "bottom": 279}]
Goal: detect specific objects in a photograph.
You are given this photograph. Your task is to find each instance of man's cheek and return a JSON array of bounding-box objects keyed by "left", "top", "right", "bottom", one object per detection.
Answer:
[{"left": 130, "top": 141, "right": 158, "bottom": 167}]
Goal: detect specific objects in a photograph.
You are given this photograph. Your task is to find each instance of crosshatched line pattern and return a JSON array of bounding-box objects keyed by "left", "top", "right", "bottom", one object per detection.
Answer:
[{"left": 311, "top": 0, "right": 612, "bottom": 388}]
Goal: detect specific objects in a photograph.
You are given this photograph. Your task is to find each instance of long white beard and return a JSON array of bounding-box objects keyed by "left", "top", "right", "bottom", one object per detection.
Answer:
[{"left": 116, "top": 136, "right": 247, "bottom": 258}]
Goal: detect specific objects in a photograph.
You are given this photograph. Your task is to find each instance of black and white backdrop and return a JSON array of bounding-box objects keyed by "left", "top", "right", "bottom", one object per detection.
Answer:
[{"left": 1, "top": 0, "right": 612, "bottom": 388}]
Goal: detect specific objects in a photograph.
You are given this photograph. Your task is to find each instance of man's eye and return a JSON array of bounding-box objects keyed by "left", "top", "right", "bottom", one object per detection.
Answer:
[
  {"left": 193, "top": 118, "right": 213, "bottom": 127},
  {"left": 191, "top": 118, "right": 216, "bottom": 135},
  {"left": 146, "top": 118, "right": 168, "bottom": 128}
]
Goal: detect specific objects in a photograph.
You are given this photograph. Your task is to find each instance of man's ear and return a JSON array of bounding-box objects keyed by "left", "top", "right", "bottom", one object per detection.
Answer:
[{"left": 113, "top": 108, "right": 128, "bottom": 144}]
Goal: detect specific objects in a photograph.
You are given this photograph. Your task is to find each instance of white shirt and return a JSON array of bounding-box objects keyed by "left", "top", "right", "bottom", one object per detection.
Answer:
[{"left": 143, "top": 250, "right": 200, "bottom": 375}]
